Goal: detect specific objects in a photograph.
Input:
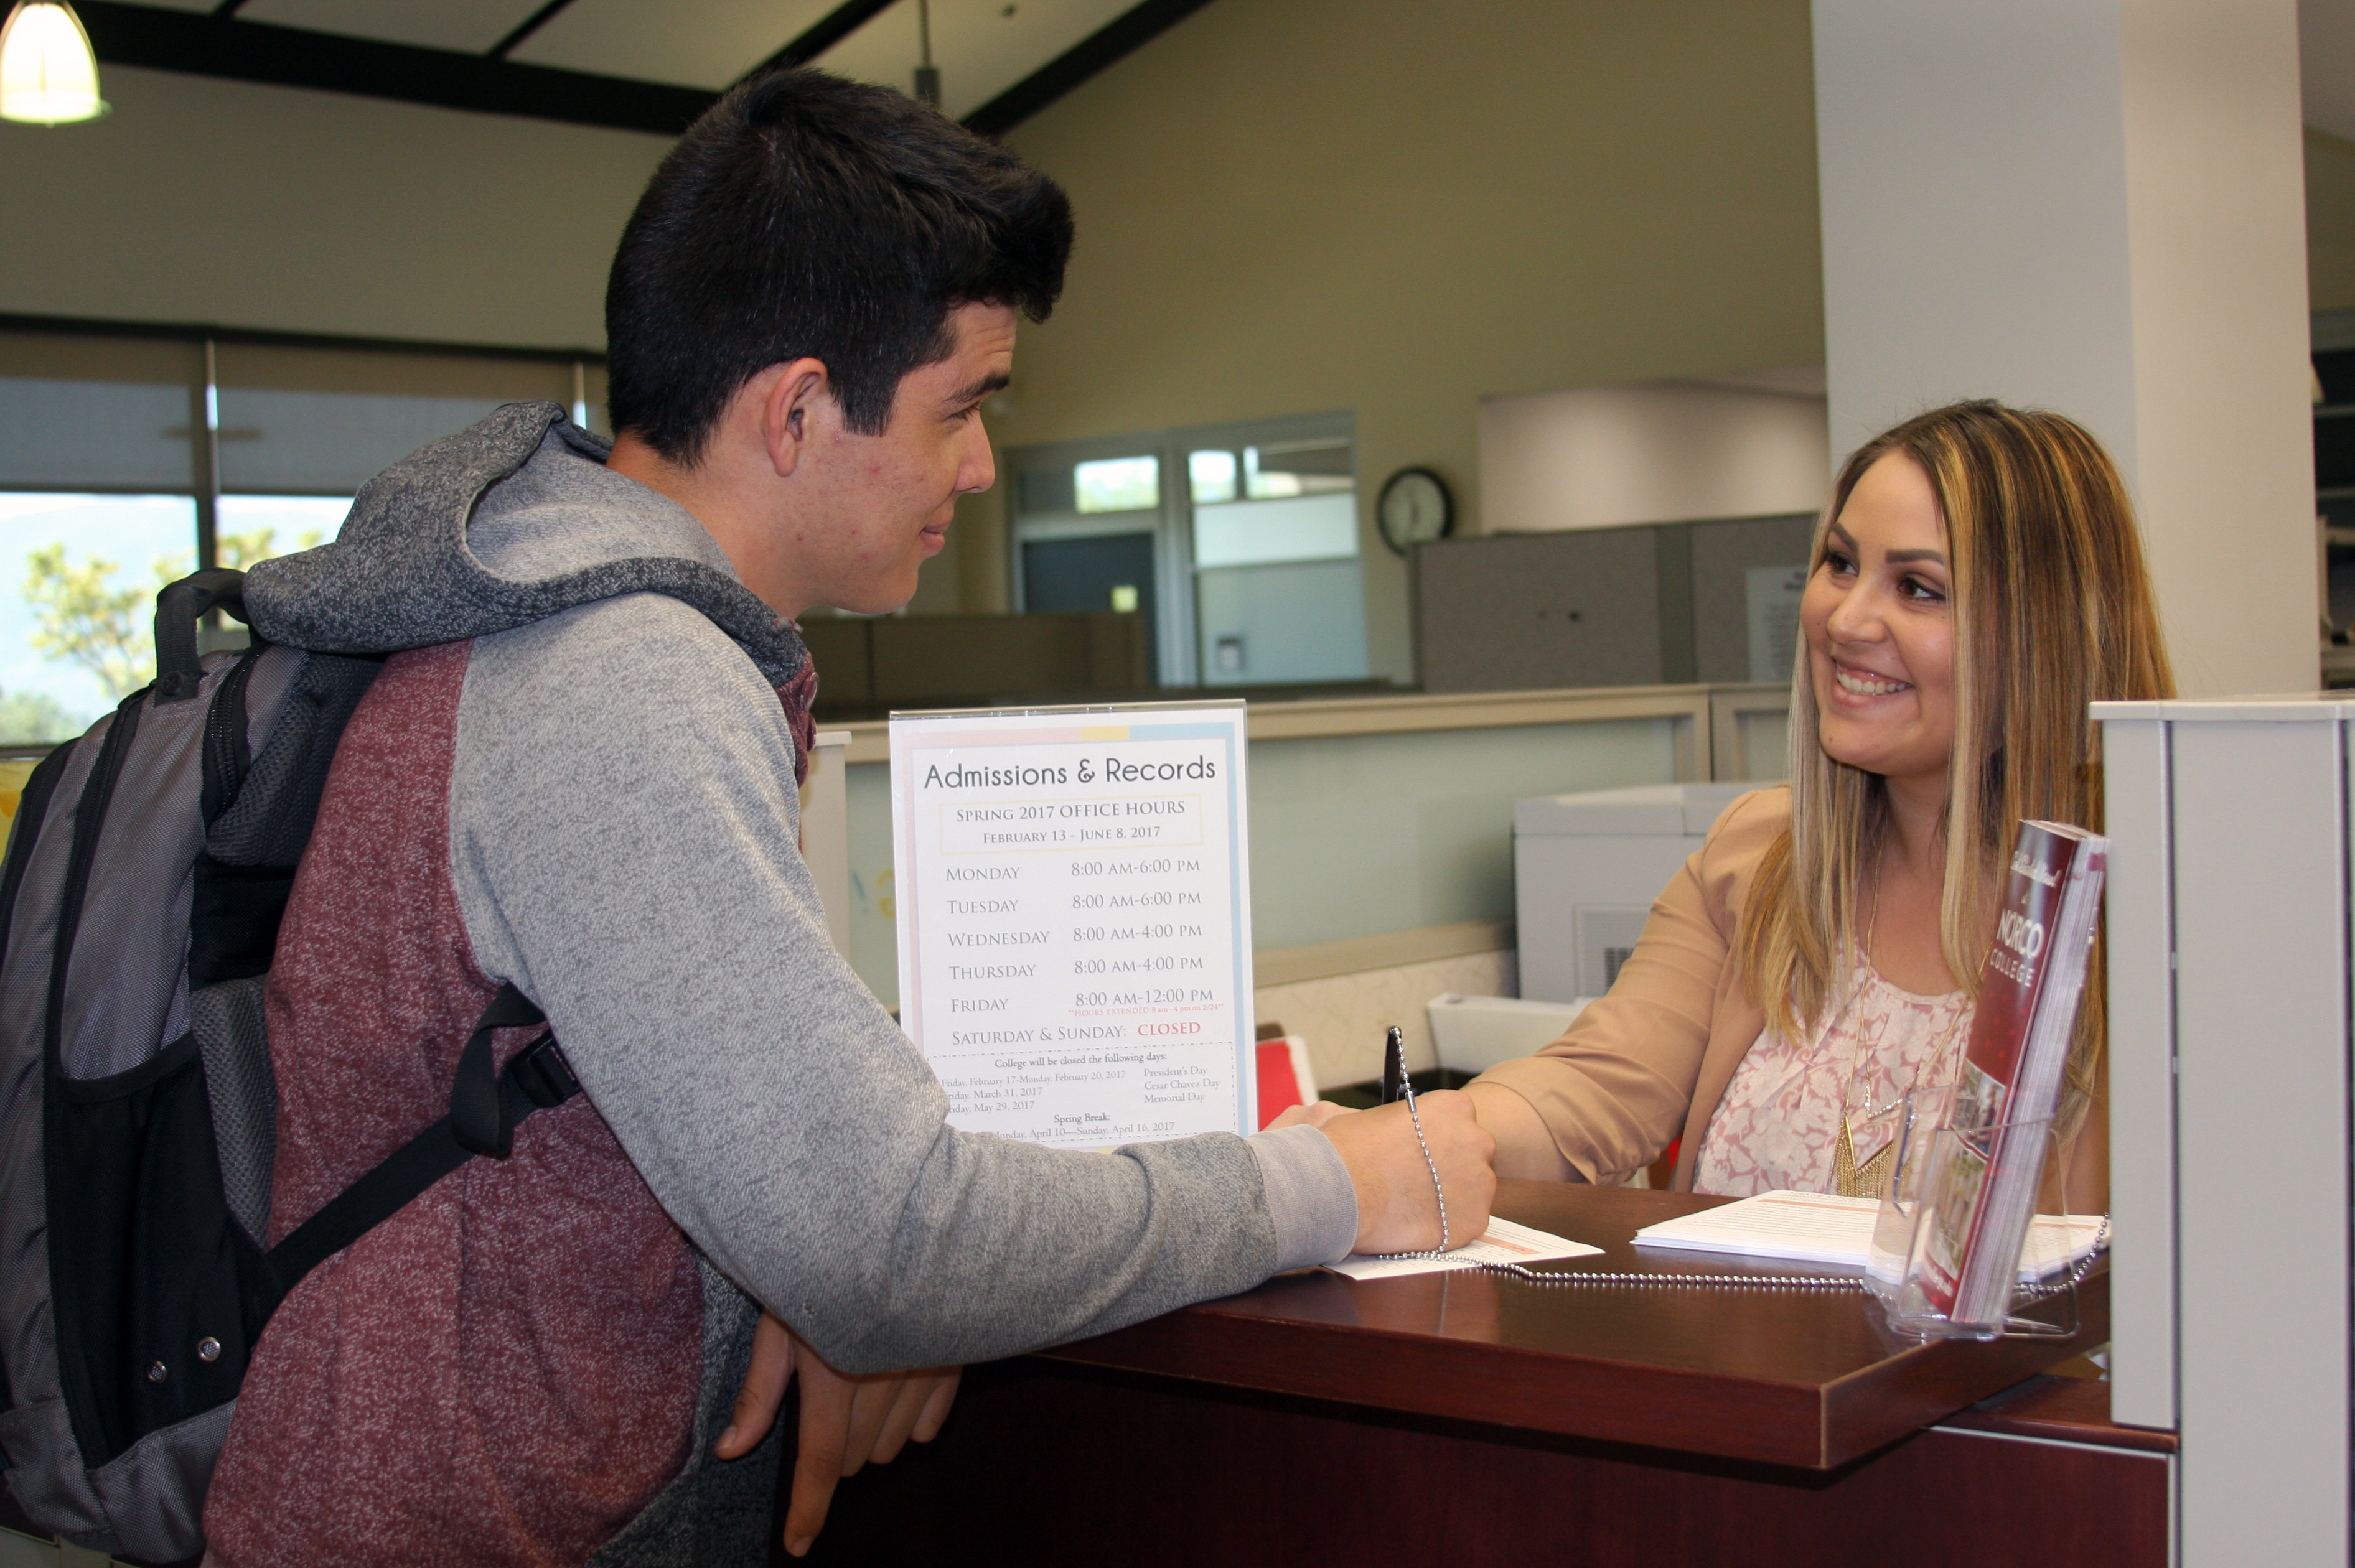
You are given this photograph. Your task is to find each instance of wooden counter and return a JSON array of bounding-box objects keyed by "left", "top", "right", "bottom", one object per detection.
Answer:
[
  {"left": 790, "top": 1182, "right": 2168, "bottom": 1567},
  {"left": 1045, "top": 1180, "right": 2110, "bottom": 1468}
]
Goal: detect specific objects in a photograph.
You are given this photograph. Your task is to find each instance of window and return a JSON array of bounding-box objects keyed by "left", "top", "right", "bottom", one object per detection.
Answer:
[
  {"left": 1184, "top": 424, "right": 1366, "bottom": 687},
  {"left": 217, "top": 495, "right": 354, "bottom": 568},
  {"left": 1187, "top": 443, "right": 1352, "bottom": 505},
  {"left": 1072, "top": 455, "right": 1159, "bottom": 514},
  {"left": 0, "top": 493, "right": 195, "bottom": 740},
  {"left": 0, "top": 325, "right": 601, "bottom": 744},
  {"left": 212, "top": 341, "right": 581, "bottom": 497},
  {"left": 1243, "top": 437, "right": 1353, "bottom": 499},
  {"left": 1187, "top": 450, "right": 1237, "bottom": 505},
  {"left": 1011, "top": 414, "right": 1369, "bottom": 689},
  {"left": 1191, "top": 494, "right": 1359, "bottom": 568}
]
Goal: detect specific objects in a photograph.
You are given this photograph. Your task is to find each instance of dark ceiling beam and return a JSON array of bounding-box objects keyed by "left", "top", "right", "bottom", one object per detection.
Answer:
[
  {"left": 76, "top": 0, "right": 714, "bottom": 136},
  {"left": 0, "top": 310, "right": 602, "bottom": 366},
  {"left": 77, "top": 0, "right": 1215, "bottom": 144},
  {"left": 741, "top": 0, "right": 901, "bottom": 83},
  {"left": 963, "top": 0, "right": 1217, "bottom": 138},
  {"left": 488, "top": 0, "right": 579, "bottom": 61}
]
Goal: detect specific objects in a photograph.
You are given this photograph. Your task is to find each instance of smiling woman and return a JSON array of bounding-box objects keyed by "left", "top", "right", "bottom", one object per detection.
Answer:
[
  {"left": 1463, "top": 401, "right": 2175, "bottom": 1212},
  {"left": 1805, "top": 454, "right": 1957, "bottom": 791}
]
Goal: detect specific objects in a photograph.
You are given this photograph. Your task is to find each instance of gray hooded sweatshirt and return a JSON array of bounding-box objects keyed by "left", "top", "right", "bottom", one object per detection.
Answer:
[{"left": 200, "top": 403, "right": 1356, "bottom": 1568}]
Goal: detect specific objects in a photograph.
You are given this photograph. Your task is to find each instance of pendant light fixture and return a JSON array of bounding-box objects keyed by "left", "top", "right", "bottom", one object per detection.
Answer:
[
  {"left": 0, "top": 0, "right": 106, "bottom": 126},
  {"left": 912, "top": 0, "right": 940, "bottom": 108}
]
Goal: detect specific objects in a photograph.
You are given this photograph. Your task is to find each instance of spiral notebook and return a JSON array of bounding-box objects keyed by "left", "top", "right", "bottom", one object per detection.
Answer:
[{"left": 1633, "top": 1190, "right": 2103, "bottom": 1282}]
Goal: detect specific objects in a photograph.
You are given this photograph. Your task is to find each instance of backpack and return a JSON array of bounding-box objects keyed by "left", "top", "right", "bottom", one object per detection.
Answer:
[{"left": 0, "top": 569, "right": 582, "bottom": 1562}]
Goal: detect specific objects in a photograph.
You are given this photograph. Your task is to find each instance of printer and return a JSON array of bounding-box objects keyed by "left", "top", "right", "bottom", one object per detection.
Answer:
[{"left": 1514, "top": 782, "right": 1758, "bottom": 1003}]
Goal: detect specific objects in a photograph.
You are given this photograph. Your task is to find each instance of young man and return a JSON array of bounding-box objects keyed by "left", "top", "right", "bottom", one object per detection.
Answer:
[{"left": 204, "top": 68, "right": 1492, "bottom": 1567}]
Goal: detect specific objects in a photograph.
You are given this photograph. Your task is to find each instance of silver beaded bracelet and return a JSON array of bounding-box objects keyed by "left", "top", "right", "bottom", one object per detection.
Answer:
[{"left": 1370, "top": 1071, "right": 1454, "bottom": 1261}]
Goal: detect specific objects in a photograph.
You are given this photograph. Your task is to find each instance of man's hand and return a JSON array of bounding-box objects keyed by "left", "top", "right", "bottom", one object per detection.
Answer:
[
  {"left": 713, "top": 1312, "right": 961, "bottom": 1559},
  {"left": 1318, "top": 1090, "right": 1496, "bottom": 1254},
  {"left": 1266, "top": 1099, "right": 1355, "bottom": 1131}
]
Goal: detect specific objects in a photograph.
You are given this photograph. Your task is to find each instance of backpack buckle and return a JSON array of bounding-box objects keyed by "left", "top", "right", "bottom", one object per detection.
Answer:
[{"left": 505, "top": 1034, "right": 580, "bottom": 1111}]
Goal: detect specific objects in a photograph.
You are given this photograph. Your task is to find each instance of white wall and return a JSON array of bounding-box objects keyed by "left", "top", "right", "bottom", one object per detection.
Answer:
[
  {"left": 1479, "top": 379, "right": 1830, "bottom": 533},
  {"left": 0, "top": 64, "right": 673, "bottom": 349},
  {"left": 1814, "top": 0, "right": 2315, "bottom": 699}
]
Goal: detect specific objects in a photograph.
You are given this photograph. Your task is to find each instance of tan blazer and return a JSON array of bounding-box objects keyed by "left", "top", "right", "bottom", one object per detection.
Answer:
[{"left": 1474, "top": 786, "right": 1789, "bottom": 1192}]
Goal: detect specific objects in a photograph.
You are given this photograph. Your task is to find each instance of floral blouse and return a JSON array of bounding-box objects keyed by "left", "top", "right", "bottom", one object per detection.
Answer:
[{"left": 1692, "top": 958, "right": 1971, "bottom": 1197}]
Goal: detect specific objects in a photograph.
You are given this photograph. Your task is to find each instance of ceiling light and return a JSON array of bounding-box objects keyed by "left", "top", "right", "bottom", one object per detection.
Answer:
[{"left": 0, "top": 1, "right": 106, "bottom": 126}]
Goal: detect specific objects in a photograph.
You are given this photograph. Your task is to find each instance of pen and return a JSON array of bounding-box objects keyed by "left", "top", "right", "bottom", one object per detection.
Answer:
[{"left": 1379, "top": 1025, "right": 1405, "bottom": 1104}]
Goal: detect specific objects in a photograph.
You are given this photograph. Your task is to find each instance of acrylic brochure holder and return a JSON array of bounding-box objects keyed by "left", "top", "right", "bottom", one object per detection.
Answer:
[{"left": 1865, "top": 1083, "right": 2103, "bottom": 1341}]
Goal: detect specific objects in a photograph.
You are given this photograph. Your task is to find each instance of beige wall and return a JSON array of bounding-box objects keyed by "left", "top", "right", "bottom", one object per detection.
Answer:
[
  {"left": 1479, "top": 380, "right": 1830, "bottom": 533},
  {"left": 981, "top": 0, "right": 1828, "bottom": 682},
  {"left": 0, "top": 64, "right": 672, "bottom": 350},
  {"left": 7, "top": 17, "right": 2349, "bottom": 670}
]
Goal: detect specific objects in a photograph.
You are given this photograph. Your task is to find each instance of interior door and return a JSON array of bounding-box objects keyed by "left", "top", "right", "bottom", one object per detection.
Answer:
[{"left": 1021, "top": 531, "right": 1159, "bottom": 683}]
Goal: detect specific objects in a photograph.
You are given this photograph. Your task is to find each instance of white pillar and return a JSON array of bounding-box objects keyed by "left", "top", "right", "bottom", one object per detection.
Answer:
[{"left": 1814, "top": 0, "right": 2314, "bottom": 699}]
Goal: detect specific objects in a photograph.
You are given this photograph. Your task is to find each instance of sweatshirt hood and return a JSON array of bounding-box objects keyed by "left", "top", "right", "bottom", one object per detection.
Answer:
[{"left": 243, "top": 401, "right": 806, "bottom": 686}]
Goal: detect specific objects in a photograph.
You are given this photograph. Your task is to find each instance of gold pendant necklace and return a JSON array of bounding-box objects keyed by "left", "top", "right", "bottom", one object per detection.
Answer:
[{"left": 1832, "top": 1113, "right": 1897, "bottom": 1199}]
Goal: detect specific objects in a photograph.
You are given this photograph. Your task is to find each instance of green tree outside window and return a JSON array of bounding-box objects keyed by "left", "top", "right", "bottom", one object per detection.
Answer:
[{"left": 19, "top": 525, "right": 322, "bottom": 708}]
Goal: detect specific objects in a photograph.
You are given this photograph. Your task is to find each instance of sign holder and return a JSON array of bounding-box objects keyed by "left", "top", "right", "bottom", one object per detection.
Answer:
[{"left": 890, "top": 700, "right": 1255, "bottom": 1147}]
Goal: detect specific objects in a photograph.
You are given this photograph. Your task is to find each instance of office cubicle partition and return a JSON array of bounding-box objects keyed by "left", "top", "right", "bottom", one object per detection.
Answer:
[
  {"left": 2099, "top": 697, "right": 2353, "bottom": 1567},
  {"left": 1413, "top": 513, "right": 1816, "bottom": 693}
]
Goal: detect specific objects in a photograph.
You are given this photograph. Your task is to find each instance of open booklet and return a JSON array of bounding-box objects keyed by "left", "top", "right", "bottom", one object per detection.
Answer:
[
  {"left": 1632, "top": 1190, "right": 2104, "bottom": 1283},
  {"left": 1325, "top": 1216, "right": 1601, "bottom": 1281}
]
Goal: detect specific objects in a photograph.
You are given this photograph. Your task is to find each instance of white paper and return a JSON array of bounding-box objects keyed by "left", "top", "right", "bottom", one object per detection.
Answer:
[
  {"left": 890, "top": 703, "right": 1254, "bottom": 1149},
  {"left": 1324, "top": 1216, "right": 1602, "bottom": 1281},
  {"left": 1745, "top": 564, "right": 1809, "bottom": 683},
  {"left": 1632, "top": 1190, "right": 2105, "bottom": 1282},
  {"left": 1634, "top": 1191, "right": 1882, "bottom": 1267},
  {"left": 2013, "top": 1211, "right": 2108, "bottom": 1282}
]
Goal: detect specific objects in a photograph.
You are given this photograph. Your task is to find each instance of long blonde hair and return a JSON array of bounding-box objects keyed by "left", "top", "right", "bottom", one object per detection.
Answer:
[{"left": 1737, "top": 401, "right": 2175, "bottom": 1124}]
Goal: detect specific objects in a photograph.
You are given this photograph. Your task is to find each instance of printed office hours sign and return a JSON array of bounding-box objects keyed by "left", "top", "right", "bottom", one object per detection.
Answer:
[{"left": 890, "top": 702, "right": 1256, "bottom": 1149}]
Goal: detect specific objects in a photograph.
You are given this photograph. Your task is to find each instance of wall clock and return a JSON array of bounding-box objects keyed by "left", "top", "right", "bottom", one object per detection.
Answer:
[{"left": 1377, "top": 467, "right": 1453, "bottom": 555}]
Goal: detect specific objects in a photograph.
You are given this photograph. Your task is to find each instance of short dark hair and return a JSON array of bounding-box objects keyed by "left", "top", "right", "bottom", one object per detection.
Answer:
[{"left": 605, "top": 69, "right": 1074, "bottom": 462}]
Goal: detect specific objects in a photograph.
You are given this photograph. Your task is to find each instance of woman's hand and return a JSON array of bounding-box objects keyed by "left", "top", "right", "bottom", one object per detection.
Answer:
[{"left": 713, "top": 1311, "right": 962, "bottom": 1559}]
